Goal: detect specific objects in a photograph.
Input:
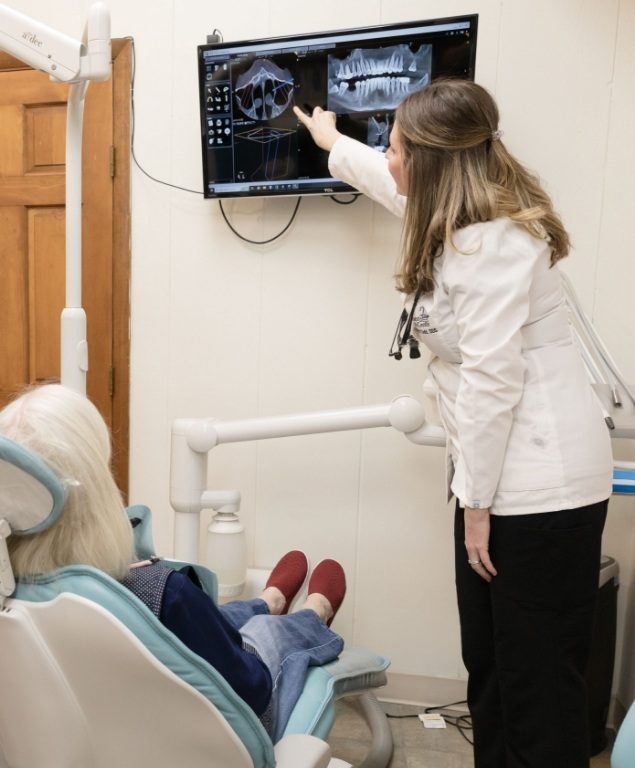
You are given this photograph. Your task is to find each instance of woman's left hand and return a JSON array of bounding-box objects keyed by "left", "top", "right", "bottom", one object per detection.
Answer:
[{"left": 464, "top": 507, "right": 498, "bottom": 582}]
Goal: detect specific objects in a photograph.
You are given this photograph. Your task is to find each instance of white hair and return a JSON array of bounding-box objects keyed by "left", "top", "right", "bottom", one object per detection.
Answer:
[{"left": 0, "top": 384, "right": 134, "bottom": 580}]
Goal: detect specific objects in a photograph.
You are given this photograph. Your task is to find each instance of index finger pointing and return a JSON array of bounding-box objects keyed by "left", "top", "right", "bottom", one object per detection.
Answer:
[{"left": 293, "top": 105, "right": 310, "bottom": 125}]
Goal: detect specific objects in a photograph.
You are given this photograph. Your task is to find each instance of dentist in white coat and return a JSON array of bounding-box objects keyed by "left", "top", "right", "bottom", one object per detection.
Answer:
[{"left": 295, "top": 79, "right": 613, "bottom": 768}]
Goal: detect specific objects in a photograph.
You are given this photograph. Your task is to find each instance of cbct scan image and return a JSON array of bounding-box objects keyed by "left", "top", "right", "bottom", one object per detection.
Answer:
[{"left": 235, "top": 58, "right": 295, "bottom": 121}]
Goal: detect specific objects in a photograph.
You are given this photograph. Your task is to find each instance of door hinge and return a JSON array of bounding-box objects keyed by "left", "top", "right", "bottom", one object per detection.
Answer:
[
  {"left": 109, "top": 366, "right": 115, "bottom": 397},
  {"left": 109, "top": 145, "right": 116, "bottom": 177}
]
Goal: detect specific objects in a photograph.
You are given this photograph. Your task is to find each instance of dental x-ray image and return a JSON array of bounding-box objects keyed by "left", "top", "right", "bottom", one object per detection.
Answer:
[
  {"left": 235, "top": 59, "right": 295, "bottom": 121},
  {"left": 234, "top": 126, "right": 295, "bottom": 181},
  {"left": 368, "top": 115, "right": 392, "bottom": 152},
  {"left": 198, "top": 16, "right": 478, "bottom": 197},
  {"left": 327, "top": 44, "right": 431, "bottom": 113}
]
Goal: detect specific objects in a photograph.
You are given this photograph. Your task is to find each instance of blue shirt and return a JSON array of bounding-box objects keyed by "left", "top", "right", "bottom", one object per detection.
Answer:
[{"left": 160, "top": 571, "right": 272, "bottom": 716}]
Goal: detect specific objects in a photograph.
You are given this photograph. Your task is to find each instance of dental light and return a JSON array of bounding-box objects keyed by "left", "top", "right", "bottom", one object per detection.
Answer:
[{"left": 0, "top": 2, "right": 111, "bottom": 395}]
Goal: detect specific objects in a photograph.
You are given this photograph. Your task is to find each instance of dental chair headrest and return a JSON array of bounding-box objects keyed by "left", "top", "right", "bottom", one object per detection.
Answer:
[{"left": 0, "top": 436, "right": 66, "bottom": 535}]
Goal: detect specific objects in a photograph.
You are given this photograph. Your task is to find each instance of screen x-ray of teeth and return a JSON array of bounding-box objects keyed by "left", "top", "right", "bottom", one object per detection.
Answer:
[
  {"left": 328, "top": 44, "right": 431, "bottom": 113},
  {"left": 198, "top": 15, "right": 478, "bottom": 198}
]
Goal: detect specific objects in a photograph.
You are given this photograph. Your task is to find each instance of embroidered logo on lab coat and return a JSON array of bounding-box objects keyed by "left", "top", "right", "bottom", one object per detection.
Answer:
[{"left": 413, "top": 304, "right": 438, "bottom": 335}]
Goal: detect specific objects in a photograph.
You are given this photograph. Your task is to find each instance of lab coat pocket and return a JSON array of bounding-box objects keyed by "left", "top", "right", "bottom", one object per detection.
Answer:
[{"left": 497, "top": 383, "right": 563, "bottom": 492}]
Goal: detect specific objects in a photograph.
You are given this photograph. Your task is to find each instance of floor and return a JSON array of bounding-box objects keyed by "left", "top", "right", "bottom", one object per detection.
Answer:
[{"left": 327, "top": 698, "right": 614, "bottom": 768}]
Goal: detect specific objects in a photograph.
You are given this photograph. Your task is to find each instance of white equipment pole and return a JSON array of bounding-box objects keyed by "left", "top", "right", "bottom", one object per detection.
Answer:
[{"left": 0, "top": 2, "right": 111, "bottom": 395}]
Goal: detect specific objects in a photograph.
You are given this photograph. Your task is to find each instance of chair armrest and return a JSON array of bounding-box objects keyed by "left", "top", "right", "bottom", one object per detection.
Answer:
[
  {"left": 273, "top": 734, "right": 351, "bottom": 768},
  {"left": 125, "top": 506, "right": 219, "bottom": 601}
]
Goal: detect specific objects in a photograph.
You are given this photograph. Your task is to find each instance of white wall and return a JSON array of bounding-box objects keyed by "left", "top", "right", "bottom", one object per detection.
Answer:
[{"left": 10, "top": 0, "right": 635, "bottom": 709}]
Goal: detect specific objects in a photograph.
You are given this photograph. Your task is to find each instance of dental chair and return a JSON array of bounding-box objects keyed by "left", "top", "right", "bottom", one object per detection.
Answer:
[
  {"left": 611, "top": 699, "right": 635, "bottom": 768},
  {"left": 0, "top": 436, "right": 392, "bottom": 768}
]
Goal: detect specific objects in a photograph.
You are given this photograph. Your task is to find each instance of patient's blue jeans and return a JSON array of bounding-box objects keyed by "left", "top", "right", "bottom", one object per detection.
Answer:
[{"left": 221, "top": 599, "right": 343, "bottom": 742}]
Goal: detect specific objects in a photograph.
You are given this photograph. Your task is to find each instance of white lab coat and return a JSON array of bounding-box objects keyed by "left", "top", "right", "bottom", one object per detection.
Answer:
[{"left": 329, "top": 136, "right": 613, "bottom": 515}]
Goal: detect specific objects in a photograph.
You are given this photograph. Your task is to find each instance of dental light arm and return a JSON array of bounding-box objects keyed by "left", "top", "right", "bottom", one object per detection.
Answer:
[
  {"left": 0, "top": 3, "right": 111, "bottom": 395},
  {"left": 0, "top": 2, "right": 110, "bottom": 82},
  {"left": 170, "top": 395, "right": 445, "bottom": 566}
]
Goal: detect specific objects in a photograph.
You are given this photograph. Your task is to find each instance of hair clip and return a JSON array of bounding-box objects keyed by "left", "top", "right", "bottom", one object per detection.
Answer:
[{"left": 491, "top": 129, "right": 503, "bottom": 141}]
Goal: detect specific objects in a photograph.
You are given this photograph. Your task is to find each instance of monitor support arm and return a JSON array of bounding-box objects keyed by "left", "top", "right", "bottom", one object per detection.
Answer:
[{"left": 0, "top": 2, "right": 111, "bottom": 395}]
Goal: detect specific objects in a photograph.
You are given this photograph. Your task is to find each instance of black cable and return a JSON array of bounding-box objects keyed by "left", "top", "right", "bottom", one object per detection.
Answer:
[
  {"left": 218, "top": 197, "right": 302, "bottom": 245},
  {"left": 128, "top": 38, "right": 202, "bottom": 196},
  {"left": 455, "top": 715, "right": 474, "bottom": 745},
  {"left": 423, "top": 697, "right": 468, "bottom": 713},
  {"left": 383, "top": 698, "right": 474, "bottom": 747},
  {"left": 329, "top": 193, "right": 361, "bottom": 205},
  {"left": 424, "top": 700, "right": 474, "bottom": 746},
  {"left": 129, "top": 36, "right": 304, "bottom": 244}
]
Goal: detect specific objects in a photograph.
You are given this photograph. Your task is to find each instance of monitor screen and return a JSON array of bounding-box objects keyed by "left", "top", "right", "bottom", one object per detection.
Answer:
[{"left": 198, "top": 15, "right": 478, "bottom": 199}]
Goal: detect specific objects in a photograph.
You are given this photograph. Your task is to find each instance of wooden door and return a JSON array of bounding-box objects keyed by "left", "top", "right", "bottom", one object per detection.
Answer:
[{"left": 0, "top": 41, "right": 131, "bottom": 496}]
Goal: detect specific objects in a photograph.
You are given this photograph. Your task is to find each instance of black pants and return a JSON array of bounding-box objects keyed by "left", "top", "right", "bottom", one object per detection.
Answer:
[{"left": 454, "top": 499, "right": 608, "bottom": 768}]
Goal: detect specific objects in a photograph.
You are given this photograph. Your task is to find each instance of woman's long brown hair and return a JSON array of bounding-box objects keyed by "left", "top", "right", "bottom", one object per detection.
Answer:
[{"left": 395, "top": 79, "right": 570, "bottom": 295}]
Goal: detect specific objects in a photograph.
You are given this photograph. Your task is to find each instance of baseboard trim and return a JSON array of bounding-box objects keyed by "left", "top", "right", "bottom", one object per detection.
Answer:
[{"left": 378, "top": 672, "right": 468, "bottom": 708}]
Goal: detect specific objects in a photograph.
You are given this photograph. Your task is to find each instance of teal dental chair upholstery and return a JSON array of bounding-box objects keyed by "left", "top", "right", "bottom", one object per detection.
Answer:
[
  {"left": 0, "top": 436, "right": 391, "bottom": 768},
  {"left": 611, "top": 699, "right": 635, "bottom": 768}
]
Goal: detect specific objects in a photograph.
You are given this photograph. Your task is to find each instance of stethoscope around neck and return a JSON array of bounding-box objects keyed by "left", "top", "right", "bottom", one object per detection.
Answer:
[{"left": 388, "top": 288, "right": 422, "bottom": 361}]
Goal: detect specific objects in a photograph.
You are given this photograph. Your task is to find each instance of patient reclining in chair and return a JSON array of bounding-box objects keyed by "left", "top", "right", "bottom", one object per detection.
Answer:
[{"left": 0, "top": 384, "right": 347, "bottom": 743}]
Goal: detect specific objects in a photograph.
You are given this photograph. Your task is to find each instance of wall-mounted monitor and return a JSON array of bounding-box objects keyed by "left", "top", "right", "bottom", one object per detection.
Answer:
[{"left": 197, "top": 15, "right": 478, "bottom": 199}]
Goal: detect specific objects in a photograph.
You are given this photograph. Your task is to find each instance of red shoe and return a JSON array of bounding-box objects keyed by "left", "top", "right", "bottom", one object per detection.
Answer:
[
  {"left": 265, "top": 550, "right": 310, "bottom": 614},
  {"left": 307, "top": 559, "right": 347, "bottom": 627}
]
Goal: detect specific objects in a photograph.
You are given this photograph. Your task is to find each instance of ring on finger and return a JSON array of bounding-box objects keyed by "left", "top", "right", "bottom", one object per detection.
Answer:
[{"left": 467, "top": 559, "right": 481, "bottom": 565}]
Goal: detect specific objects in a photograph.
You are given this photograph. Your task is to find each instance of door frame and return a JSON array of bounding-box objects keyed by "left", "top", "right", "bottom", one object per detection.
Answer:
[{"left": 0, "top": 39, "right": 132, "bottom": 498}]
